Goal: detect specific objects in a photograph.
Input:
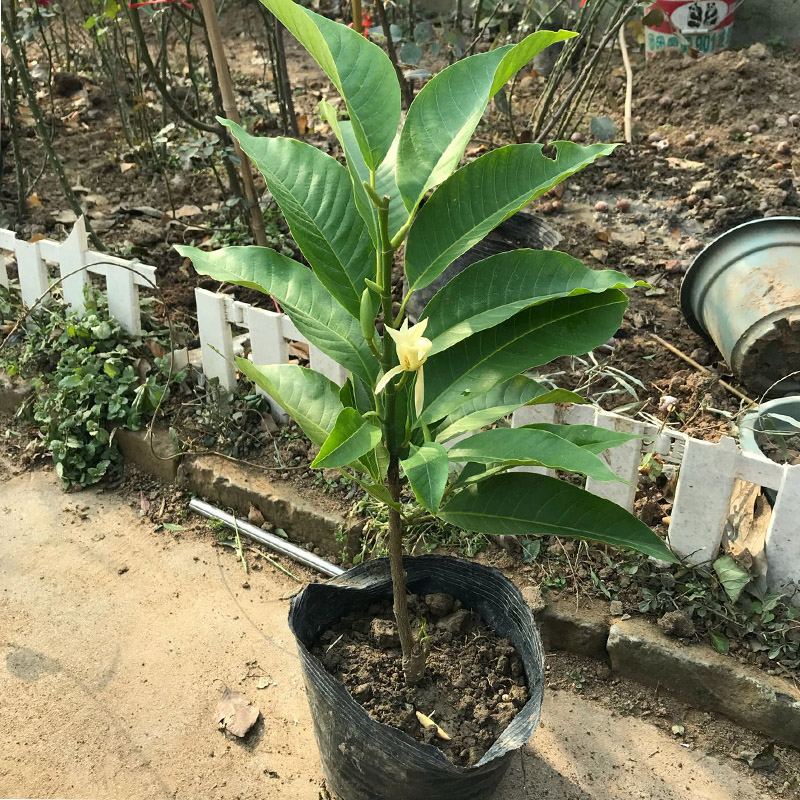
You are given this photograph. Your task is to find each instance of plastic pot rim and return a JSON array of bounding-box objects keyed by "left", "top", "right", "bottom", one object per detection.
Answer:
[{"left": 680, "top": 216, "right": 800, "bottom": 339}]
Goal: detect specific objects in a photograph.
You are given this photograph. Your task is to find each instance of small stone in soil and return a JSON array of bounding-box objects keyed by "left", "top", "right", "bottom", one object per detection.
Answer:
[{"left": 658, "top": 610, "right": 696, "bottom": 639}]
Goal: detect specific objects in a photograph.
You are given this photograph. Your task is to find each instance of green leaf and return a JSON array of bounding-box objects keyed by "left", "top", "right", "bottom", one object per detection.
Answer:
[
  {"left": 433, "top": 375, "right": 583, "bottom": 443},
  {"left": 163, "top": 522, "right": 185, "bottom": 532},
  {"left": 396, "top": 29, "right": 575, "bottom": 210},
  {"left": 176, "top": 245, "right": 377, "bottom": 384},
  {"left": 236, "top": 361, "right": 343, "bottom": 447},
  {"left": 220, "top": 121, "right": 374, "bottom": 317},
  {"left": 401, "top": 442, "right": 449, "bottom": 513},
  {"left": 319, "top": 101, "right": 409, "bottom": 246},
  {"left": 439, "top": 472, "right": 677, "bottom": 562},
  {"left": 262, "top": 0, "right": 400, "bottom": 169},
  {"left": 405, "top": 142, "right": 615, "bottom": 292},
  {"left": 420, "top": 289, "right": 628, "bottom": 425},
  {"left": 713, "top": 555, "right": 751, "bottom": 603},
  {"left": 446, "top": 428, "right": 626, "bottom": 483},
  {"left": 311, "top": 408, "right": 382, "bottom": 469},
  {"left": 709, "top": 631, "right": 730, "bottom": 654},
  {"left": 423, "top": 249, "right": 641, "bottom": 354},
  {"left": 522, "top": 423, "right": 642, "bottom": 454}
]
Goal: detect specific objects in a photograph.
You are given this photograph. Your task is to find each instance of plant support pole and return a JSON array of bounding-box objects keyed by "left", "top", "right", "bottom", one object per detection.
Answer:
[
  {"left": 198, "top": 0, "right": 269, "bottom": 247},
  {"left": 618, "top": 25, "right": 633, "bottom": 144}
]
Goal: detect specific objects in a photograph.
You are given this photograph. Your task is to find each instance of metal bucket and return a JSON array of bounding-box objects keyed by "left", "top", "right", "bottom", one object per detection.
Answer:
[
  {"left": 645, "top": 0, "right": 737, "bottom": 58},
  {"left": 680, "top": 217, "right": 800, "bottom": 395}
]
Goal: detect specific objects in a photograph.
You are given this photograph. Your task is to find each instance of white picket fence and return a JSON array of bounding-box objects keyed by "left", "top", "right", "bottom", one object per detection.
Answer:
[
  {"left": 2, "top": 220, "right": 798, "bottom": 599},
  {"left": 0, "top": 217, "right": 157, "bottom": 336}
]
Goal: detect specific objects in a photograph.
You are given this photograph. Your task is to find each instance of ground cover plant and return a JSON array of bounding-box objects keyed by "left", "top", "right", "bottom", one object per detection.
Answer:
[{"left": 178, "top": 0, "right": 676, "bottom": 686}]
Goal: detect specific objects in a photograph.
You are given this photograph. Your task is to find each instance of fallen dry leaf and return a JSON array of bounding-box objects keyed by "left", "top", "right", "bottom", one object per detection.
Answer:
[
  {"left": 52, "top": 210, "right": 78, "bottom": 224},
  {"left": 27, "top": 193, "right": 43, "bottom": 208},
  {"left": 120, "top": 162, "right": 136, "bottom": 173},
  {"left": 216, "top": 687, "right": 260, "bottom": 738},
  {"left": 296, "top": 114, "right": 308, "bottom": 134},
  {"left": 172, "top": 204, "right": 202, "bottom": 219}
]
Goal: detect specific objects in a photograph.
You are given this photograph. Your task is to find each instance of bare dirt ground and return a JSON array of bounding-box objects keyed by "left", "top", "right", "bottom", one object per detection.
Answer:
[{"left": 1, "top": 461, "right": 795, "bottom": 799}]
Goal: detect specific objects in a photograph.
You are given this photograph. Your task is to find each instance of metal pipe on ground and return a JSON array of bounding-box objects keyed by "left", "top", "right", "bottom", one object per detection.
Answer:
[{"left": 188, "top": 498, "right": 345, "bottom": 578}]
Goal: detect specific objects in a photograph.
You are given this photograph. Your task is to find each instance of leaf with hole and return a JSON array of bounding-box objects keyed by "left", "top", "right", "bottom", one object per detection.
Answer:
[
  {"left": 396, "top": 29, "right": 576, "bottom": 211},
  {"left": 405, "top": 142, "right": 615, "bottom": 292}
]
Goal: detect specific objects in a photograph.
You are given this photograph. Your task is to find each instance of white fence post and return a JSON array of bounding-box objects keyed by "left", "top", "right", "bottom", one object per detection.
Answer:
[
  {"left": 59, "top": 216, "right": 90, "bottom": 313},
  {"left": 194, "top": 288, "right": 237, "bottom": 392},
  {"left": 309, "top": 344, "right": 348, "bottom": 386},
  {"left": 668, "top": 436, "right": 740, "bottom": 564},
  {"left": 511, "top": 403, "right": 557, "bottom": 476},
  {"left": 246, "top": 305, "right": 289, "bottom": 423},
  {"left": 585, "top": 410, "right": 646, "bottom": 512},
  {"left": 765, "top": 465, "right": 800, "bottom": 600},
  {"left": 0, "top": 254, "right": 8, "bottom": 288},
  {"left": 15, "top": 240, "right": 50, "bottom": 308},
  {"left": 105, "top": 265, "right": 140, "bottom": 336}
]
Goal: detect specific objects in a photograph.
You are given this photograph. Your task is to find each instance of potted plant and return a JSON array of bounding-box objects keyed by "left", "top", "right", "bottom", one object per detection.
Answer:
[{"left": 177, "top": 2, "right": 677, "bottom": 797}]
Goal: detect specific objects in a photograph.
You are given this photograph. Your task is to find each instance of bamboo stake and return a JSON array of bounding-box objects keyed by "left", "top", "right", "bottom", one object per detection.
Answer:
[
  {"left": 649, "top": 334, "right": 756, "bottom": 405},
  {"left": 198, "top": 0, "right": 268, "bottom": 247},
  {"left": 618, "top": 25, "right": 633, "bottom": 144}
]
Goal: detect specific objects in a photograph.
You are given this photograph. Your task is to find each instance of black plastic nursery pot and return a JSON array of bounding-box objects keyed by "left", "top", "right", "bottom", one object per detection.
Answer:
[{"left": 288, "top": 554, "right": 545, "bottom": 800}]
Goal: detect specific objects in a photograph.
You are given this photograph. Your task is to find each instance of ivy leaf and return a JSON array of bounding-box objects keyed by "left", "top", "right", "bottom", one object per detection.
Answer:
[
  {"left": 713, "top": 555, "right": 751, "bottom": 603},
  {"left": 709, "top": 631, "right": 730, "bottom": 654}
]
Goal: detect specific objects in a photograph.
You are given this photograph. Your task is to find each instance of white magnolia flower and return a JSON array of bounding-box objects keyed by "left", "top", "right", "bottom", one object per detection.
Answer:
[{"left": 375, "top": 318, "right": 432, "bottom": 416}]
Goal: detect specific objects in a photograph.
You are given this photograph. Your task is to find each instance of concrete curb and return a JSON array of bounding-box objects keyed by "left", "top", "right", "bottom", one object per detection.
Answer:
[{"left": 1, "top": 377, "right": 797, "bottom": 750}]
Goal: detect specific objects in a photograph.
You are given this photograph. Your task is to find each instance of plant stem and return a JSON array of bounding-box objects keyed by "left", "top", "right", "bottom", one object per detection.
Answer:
[
  {"left": 375, "top": 0, "right": 413, "bottom": 109},
  {"left": 352, "top": 0, "right": 363, "bottom": 34},
  {"left": 372, "top": 192, "right": 426, "bottom": 685},
  {"left": 387, "top": 457, "right": 426, "bottom": 684}
]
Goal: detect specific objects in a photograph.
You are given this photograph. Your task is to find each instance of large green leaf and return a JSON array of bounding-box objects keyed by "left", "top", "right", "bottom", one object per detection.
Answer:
[
  {"left": 434, "top": 375, "right": 584, "bottom": 443},
  {"left": 262, "top": 0, "right": 399, "bottom": 169},
  {"left": 320, "top": 101, "right": 408, "bottom": 247},
  {"left": 420, "top": 289, "right": 627, "bottom": 426},
  {"left": 523, "top": 423, "right": 641, "bottom": 454},
  {"left": 176, "top": 245, "right": 378, "bottom": 384},
  {"left": 423, "top": 249, "right": 641, "bottom": 354},
  {"left": 396, "top": 29, "right": 575, "bottom": 210},
  {"left": 713, "top": 555, "right": 751, "bottom": 603},
  {"left": 221, "top": 120, "right": 374, "bottom": 318},
  {"left": 405, "top": 142, "right": 614, "bottom": 292},
  {"left": 439, "top": 472, "right": 677, "bottom": 562},
  {"left": 311, "top": 407, "right": 383, "bottom": 468},
  {"left": 446, "top": 427, "right": 624, "bottom": 482},
  {"left": 236, "top": 361, "right": 342, "bottom": 446},
  {"left": 400, "top": 442, "right": 449, "bottom": 513}
]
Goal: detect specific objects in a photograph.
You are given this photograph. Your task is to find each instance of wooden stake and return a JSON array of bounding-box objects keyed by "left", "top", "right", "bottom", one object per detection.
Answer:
[
  {"left": 198, "top": 0, "right": 268, "bottom": 247},
  {"left": 352, "top": 0, "right": 363, "bottom": 33},
  {"left": 618, "top": 25, "right": 633, "bottom": 144}
]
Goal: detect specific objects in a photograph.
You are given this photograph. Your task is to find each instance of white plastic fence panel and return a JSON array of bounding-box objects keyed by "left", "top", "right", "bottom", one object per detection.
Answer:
[
  {"left": 14, "top": 240, "right": 50, "bottom": 308},
  {"left": 246, "top": 305, "right": 289, "bottom": 423},
  {"left": 667, "top": 435, "right": 740, "bottom": 564},
  {"left": 59, "top": 216, "right": 90, "bottom": 314},
  {"left": 511, "top": 402, "right": 557, "bottom": 476},
  {"left": 736, "top": 450, "right": 786, "bottom": 492},
  {"left": 194, "top": 288, "right": 237, "bottom": 392},
  {"left": 104, "top": 265, "right": 140, "bottom": 336},
  {"left": 0, "top": 254, "right": 8, "bottom": 288},
  {"left": 765, "top": 465, "right": 800, "bottom": 601},
  {"left": 309, "top": 344, "right": 349, "bottom": 386},
  {"left": 584, "top": 410, "right": 645, "bottom": 511}
]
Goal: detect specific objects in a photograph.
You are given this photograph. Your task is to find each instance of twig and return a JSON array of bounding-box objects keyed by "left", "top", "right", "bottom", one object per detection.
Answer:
[
  {"left": 466, "top": 0, "right": 502, "bottom": 56},
  {"left": 198, "top": 0, "right": 269, "bottom": 248},
  {"left": 618, "top": 25, "right": 633, "bottom": 144},
  {"left": 375, "top": 0, "right": 413, "bottom": 109},
  {"left": 247, "top": 544, "right": 301, "bottom": 582},
  {"left": 649, "top": 334, "right": 756, "bottom": 405}
]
